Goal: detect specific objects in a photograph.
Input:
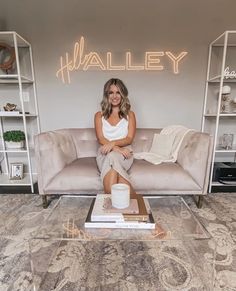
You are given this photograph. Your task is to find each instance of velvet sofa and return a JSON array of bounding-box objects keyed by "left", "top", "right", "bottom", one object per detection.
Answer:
[{"left": 34, "top": 128, "right": 212, "bottom": 208}]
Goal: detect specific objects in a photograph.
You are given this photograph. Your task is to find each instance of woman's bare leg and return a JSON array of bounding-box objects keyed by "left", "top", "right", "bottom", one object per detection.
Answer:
[{"left": 103, "top": 168, "right": 118, "bottom": 194}]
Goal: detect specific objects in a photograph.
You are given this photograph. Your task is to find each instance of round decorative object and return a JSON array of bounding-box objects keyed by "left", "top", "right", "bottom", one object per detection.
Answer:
[
  {"left": 3, "top": 103, "right": 17, "bottom": 111},
  {"left": 222, "top": 85, "right": 231, "bottom": 94},
  {"left": 0, "top": 43, "right": 15, "bottom": 72}
]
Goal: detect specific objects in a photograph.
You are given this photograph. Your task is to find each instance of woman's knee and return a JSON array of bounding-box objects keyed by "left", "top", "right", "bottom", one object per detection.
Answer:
[{"left": 107, "top": 151, "right": 120, "bottom": 160}]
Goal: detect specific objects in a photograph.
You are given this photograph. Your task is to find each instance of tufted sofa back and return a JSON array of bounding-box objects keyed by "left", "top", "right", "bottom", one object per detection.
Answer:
[{"left": 50, "top": 128, "right": 162, "bottom": 158}]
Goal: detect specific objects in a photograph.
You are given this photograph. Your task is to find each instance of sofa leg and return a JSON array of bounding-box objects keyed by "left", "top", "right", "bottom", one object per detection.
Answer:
[
  {"left": 197, "top": 195, "right": 203, "bottom": 209},
  {"left": 42, "top": 195, "right": 48, "bottom": 208}
]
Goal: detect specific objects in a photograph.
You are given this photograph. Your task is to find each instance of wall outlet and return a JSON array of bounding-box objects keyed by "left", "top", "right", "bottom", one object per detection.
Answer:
[{"left": 22, "top": 92, "right": 30, "bottom": 102}]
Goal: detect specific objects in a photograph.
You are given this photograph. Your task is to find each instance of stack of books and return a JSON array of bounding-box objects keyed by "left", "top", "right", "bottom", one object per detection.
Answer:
[{"left": 85, "top": 194, "right": 155, "bottom": 229}]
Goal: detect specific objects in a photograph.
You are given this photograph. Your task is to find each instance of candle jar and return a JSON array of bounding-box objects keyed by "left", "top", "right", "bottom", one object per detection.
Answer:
[{"left": 111, "top": 183, "right": 130, "bottom": 209}]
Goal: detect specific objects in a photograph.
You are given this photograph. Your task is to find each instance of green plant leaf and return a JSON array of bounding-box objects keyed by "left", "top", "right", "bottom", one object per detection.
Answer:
[{"left": 3, "top": 130, "right": 25, "bottom": 142}]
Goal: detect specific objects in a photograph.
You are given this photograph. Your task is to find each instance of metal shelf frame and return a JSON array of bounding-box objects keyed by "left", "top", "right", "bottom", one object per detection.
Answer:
[
  {"left": 0, "top": 31, "right": 41, "bottom": 192},
  {"left": 201, "top": 31, "right": 236, "bottom": 192}
]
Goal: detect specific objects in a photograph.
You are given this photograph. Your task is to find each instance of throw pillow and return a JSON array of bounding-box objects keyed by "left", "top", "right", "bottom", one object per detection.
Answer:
[{"left": 149, "top": 133, "right": 175, "bottom": 158}]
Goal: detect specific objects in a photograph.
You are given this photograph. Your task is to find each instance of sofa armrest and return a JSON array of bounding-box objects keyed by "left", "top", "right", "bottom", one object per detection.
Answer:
[
  {"left": 34, "top": 130, "right": 77, "bottom": 194},
  {"left": 177, "top": 131, "right": 213, "bottom": 193}
]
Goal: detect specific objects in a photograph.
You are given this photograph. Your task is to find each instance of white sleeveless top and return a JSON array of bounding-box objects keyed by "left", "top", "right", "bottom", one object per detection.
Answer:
[{"left": 102, "top": 116, "right": 128, "bottom": 141}]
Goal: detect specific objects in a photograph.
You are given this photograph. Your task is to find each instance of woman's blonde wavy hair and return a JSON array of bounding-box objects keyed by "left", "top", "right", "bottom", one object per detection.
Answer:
[{"left": 101, "top": 78, "right": 131, "bottom": 119}]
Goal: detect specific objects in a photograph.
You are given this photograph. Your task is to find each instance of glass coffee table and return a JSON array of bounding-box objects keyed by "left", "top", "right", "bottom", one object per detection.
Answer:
[{"left": 30, "top": 195, "right": 215, "bottom": 291}]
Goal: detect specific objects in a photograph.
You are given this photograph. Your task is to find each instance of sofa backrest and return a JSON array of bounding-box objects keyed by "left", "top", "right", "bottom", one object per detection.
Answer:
[
  {"left": 132, "top": 128, "right": 161, "bottom": 152},
  {"left": 64, "top": 128, "right": 161, "bottom": 157}
]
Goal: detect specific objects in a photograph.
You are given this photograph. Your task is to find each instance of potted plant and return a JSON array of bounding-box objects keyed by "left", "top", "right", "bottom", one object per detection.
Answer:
[{"left": 3, "top": 130, "right": 25, "bottom": 149}]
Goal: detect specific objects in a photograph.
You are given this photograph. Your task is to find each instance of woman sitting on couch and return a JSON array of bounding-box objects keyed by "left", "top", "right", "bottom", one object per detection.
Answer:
[{"left": 94, "top": 78, "right": 136, "bottom": 195}]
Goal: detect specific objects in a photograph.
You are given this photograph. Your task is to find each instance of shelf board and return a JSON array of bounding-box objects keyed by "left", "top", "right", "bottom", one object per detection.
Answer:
[
  {"left": 0, "top": 31, "right": 30, "bottom": 47},
  {"left": 204, "top": 113, "right": 236, "bottom": 117},
  {"left": 211, "top": 181, "right": 236, "bottom": 186},
  {"left": 208, "top": 79, "right": 236, "bottom": 83},
  {"left": 0, "top": 173, "right": 36, "bottom": 186},
  {"left": 0, "top": 149, "right": 28, "bottom": 153},
  {"left": 220, "top": 113, "right": 236, "bottom": 117},
  {"left": 204, "top": 114, "right": 217, "bottom": 117},
  {"left": 0, "top": 113, "right": 38, "bottom": 117},
  {"left": 0, "top": 74, "right": 34, "bottom": 84},
  {"left": 215, "top": 146, "right": 236, "bottom": 153},
  {"left": 207, "top": 75, "right": 236, "bottom": 83},
  {"left": 215, "top": 150, "right": 236, "bottom": 153},
  {"left": 208, "top": 75, "right": 221, "bottom": 82}
]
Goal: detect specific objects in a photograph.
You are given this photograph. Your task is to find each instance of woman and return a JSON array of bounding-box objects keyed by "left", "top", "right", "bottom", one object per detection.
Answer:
[{"left": 94, "top": 78, "right": 136, "bottom": 195}]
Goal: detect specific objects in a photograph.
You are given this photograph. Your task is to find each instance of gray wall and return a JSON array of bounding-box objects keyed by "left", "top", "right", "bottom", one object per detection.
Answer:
[{"left": 1, "top": 0, "right": 236, "bottom": 131}]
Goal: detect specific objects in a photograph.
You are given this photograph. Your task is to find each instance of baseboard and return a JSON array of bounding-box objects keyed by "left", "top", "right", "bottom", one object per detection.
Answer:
[{"left": 0, "top": 183, "right": 39, "bottom": 194}]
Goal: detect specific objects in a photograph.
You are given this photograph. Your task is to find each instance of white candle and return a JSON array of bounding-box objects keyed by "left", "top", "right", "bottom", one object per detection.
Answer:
[{"left": 111, "top": 183, "right": 130, "bottom": 209}]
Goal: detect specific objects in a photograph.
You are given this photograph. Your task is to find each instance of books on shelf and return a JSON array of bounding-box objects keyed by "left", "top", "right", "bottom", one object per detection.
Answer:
[{"left": 84, "top": 194, "right": 155, "bottom": 229}]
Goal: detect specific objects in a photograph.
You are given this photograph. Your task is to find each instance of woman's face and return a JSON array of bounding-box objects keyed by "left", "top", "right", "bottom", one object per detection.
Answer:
[{"left": 108, "top": 84, "right": 122, "bottom": 107}]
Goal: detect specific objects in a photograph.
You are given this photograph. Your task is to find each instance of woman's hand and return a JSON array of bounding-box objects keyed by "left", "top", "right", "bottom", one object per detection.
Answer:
[
  {"left": 100, "top": 141, "right": 116, "bottom": 154},
  {"left": 113, "top": 146, "right": 133, "bottom": 159}
]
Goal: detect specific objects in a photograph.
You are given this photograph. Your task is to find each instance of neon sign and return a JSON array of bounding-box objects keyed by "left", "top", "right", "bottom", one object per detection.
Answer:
[{"left": 56, "top": 37, "right": 188, "bottom": 84}]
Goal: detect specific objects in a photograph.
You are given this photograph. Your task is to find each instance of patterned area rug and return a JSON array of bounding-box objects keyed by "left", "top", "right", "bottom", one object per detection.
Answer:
[{"left": 0, "top": 193, "right": 235, "bottom": 291}]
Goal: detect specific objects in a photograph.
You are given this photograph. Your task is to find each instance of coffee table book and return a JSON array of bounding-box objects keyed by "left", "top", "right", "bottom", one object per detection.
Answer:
[
  {"left": 84, "top": 195, "right": 155, "bottom": 229},
  {"left": 91, "top": 194, "right": 148, "bottom": 221}
]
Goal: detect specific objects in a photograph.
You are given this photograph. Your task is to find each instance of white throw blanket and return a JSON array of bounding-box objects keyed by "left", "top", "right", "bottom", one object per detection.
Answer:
[{"left": 134, "top": 125, "right": 194, "bottom": 165}]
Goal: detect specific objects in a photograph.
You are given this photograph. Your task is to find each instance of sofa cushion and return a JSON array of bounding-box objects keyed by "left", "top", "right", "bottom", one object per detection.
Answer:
[
  {"left": 149, "top": 133, "right": 175, "bottom": 158},
  {"left": 129, "top": 159, "right": 201, "bottom": 192},
  {"left": 45, "top": 157, "right": 201, "bottom": 194},
  {"left": 132, "top": 129, "right": 161, "bottom": 153},
  {"left": 45, "top": 157, "right": 103, "bottom": 194}
]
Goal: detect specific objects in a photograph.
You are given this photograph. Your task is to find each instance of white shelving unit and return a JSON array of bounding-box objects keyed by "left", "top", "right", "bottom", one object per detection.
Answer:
[
  {"left": 201, "top": 31, "right": 236, "bottom": 192},
  {"left": 0, "top": 31, "right": 40, "bottom": 192}
]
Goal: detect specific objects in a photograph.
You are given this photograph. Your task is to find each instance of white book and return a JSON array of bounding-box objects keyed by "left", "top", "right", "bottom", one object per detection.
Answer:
[
  {"left": 91, "top": 194, "right": 139, "bottom": 222},
  {"left": 84, "top": 219, "right": 155, "bottom": 229},
  {"left": 85, "top": 197, "right": 155, "bottom": 229}
]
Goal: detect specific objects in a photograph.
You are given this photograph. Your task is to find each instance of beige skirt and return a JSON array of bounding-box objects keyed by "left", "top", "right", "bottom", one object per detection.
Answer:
[{"left": 96, "top": 146, "right": 133, "bottom": 183}]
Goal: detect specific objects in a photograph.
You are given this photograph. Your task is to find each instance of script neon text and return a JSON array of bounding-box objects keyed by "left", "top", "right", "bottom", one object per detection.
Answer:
[{"left": 56, "top": 37, "right": 188, "bottom": 84}]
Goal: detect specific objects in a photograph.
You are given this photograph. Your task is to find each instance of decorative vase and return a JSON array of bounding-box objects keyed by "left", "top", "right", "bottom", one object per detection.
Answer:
[
  {"left": 221, "top": 134, "right": 234, "bottom": 150},
  {"left": 221, "top": 85, "right": 232, "bottom": 113},
  {"left": 5, "top": 141, "right": 24, "bottom": 149},
  {"left": 221, "top": 93, "right": 231, "bottom": 113}
]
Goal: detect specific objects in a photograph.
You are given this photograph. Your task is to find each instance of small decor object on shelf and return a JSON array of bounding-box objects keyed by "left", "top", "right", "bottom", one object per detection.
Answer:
[
  {"left": 232, "top": 97, "right": 236, "bottom": 113},
  {"left": 9, "top": 162, "right": 24, "bottom": 180},
  {"left": 221, "top": 134, "right": 234, "bottom": 150},
  {"left": 3, "top": 130, "right": 25, "bottom": 149},
  {"left": 3, "top": 103, "right": 17, "bottom": 111},
  {"left": 221, "top": 85, "right": 231, "bottom": 113},
  {"left": 0, "top": 43, "right": 15, "bottom": 73}
]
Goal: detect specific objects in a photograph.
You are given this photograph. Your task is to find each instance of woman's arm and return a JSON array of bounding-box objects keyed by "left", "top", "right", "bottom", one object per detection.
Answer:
[
  {"left": 94, "top": 111, "right": 110, "bottom": 145},
  {"left": 112, "top": 111, "right": 136, "bottom": 147},
  {"left": 94, "top": 111, "right": 136, "bottom": 154}
]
